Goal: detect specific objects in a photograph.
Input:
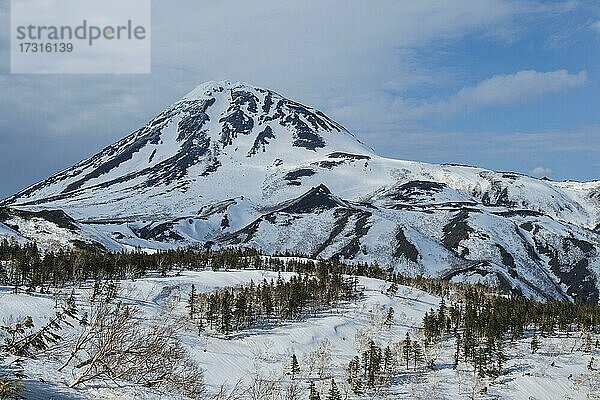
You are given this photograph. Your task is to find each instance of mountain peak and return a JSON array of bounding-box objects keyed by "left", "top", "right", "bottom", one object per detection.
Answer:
[
  {"left": 4, "top": 80, "right": 373, "bottom": 217},
  {"left": 183, "top": 80, "right": 262, "bottom": 100}
]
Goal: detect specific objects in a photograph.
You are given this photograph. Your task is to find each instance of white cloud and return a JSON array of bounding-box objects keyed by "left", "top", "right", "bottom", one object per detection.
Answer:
[
  {"left": 0, "top": 0, "right": 540, "bottom": 140},
  {"left": 591, "top": 21, "right": 600, "bottom": 33},
  {"left": 530, "top": 167, "right": 552, "bottom": 178},
  {"left": 407, "top": 70, "right": 586, "bottom": 118},
  {"left": 0, "top": 0, "right": 595, "bottom": 195}
]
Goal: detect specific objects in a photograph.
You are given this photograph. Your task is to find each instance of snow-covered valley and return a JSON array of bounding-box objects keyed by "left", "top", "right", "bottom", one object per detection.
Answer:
[{"left": 1, "top": 266, "right": 598, "bottom": 399}]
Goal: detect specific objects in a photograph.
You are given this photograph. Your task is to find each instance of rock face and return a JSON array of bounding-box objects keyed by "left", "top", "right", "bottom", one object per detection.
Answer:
[{"left": 3, "top": 81, "right": 600, "bottom": 303}]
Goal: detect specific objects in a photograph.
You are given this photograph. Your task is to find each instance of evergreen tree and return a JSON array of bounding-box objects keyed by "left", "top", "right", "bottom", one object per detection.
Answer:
[
  {"left": 530, "top": 333, "right": 540, "bottom": 354},
  {"left": 347, "top": 356, "right": 363, "bottom": 395},
  {"left": 453, "top": 333, "right": 461, "bottom": 370},
  {"left": 412, "top": 340, "right": 423, "bottom": 370},
  {"left": 326, "top": 378, "right": 341, "bottom": 400},
  {"left": 187, "top": 284, "right": 197, "bottom": 319},
  {"left": 402, "top": 333, "right": 412, "bottom": 370},
  {"left": 290, "top": 353, "right": 300, "bottom": 380},
  {"left": 384, "top": 307, "right": 394, "bottom": 328},
  {"left": 383, "top": 345, "right": 393, "bottom": 382},
  {"left": 308, "top": 381, "right": 321, "bottom": 400},
  {"left": 219, "top": 290, "right": 232, "bottom": 335}
]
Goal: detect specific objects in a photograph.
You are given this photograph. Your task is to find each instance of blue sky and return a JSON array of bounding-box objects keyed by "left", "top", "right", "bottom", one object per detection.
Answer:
[{"left": 0, "top": 0, "right": 599, "bottom": 199}]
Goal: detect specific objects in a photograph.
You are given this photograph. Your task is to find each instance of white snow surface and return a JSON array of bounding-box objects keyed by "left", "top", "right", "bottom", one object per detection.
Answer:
[
  {"left": 4, "top": 81, "right": 598, "bottom": 228},
  {"left": 1, "top": 81, "right": 599, "bottom": 303},
  {"left": 1, "top": 269, "right": 598, "bottom": 399}
]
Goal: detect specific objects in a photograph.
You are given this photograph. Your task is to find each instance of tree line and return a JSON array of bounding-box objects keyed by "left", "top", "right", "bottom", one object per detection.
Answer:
[
  {"left": 188, "top": 271, "right": 360, "bottom": 335},
  {"left": 422, "top": 287, "right": 600, "bottom": 377},
  {"left": 0, "top": 238, "right": 491, "bottom": 299}
]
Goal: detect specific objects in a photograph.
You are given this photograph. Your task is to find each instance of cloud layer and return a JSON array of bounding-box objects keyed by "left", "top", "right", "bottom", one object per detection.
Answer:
[
  {"left": 407, "top": 70, "right": 586, "bottom": 118},
  {"left": 0, "top": 0, "right": 598, "bottom": 197},
  {"left": 530, "top": 166, "right": 552, "bottom": 178}
]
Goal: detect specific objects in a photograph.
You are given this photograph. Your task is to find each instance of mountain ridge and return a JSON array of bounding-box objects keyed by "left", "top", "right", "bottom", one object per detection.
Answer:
[{"left": 2, "top": 80, "right": 600, "bottom": 303}]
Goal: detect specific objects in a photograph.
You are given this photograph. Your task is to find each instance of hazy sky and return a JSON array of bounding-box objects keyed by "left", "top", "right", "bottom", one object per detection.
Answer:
[{"left": 1, "top": 0, "right": 599, "bottom": 199}]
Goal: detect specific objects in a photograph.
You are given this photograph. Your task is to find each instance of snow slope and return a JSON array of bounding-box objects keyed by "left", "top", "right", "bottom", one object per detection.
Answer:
[
  {"left": 1, "top": 81, "right": 599, "bottom": 303},
  {"left": 1, "top": 269, "right": 598, "bottom": 399}
]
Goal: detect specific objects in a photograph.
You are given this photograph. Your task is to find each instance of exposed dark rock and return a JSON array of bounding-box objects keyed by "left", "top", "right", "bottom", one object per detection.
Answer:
[
  {"left": 282, "top": 184, "right": 344, "bottom": 214},
  {"left": 267, "top": 99, "right": 341, "bottom": 151},
  {"left": 496, "top": 244, "right": 517, "bottom": 277},
  {"left": 494, "top": 210, "right": 544, "bottom": 218},
  {"left": 198, "top": 199, "right": 237, "bottom": 218},
  {"left": 476, "top": 174, "right": 517, "bottom": 207},
  {"left": 148, "top": 149, "right": 157, "bottom": 163},
  {"left": 515, "top": 226, "right": 542, "bottom": 262},
  {"left": 144, "top": 132, "right": 212, "bottom": 187},
  {"left": 177, "top": 98, "right": 215, "bottom": 140},
  {"left": 313, "top": 160, "right": 345, "bottom": 169},
  {"left": 312, "top": 208, "right": 355, "bottom": 257},
  {"left": 442, "top": 210, "right": 474, "bottom": 256},
  {"left": 223, "top": 218, "right": 262, "bottom": 244},
  {"left": 221, "top": 214, "right": 230, "bottom": 229},
  {"left": 534, "top": 236, "right": 599, "bottom": 304},
  {"left": 441, "top": 260, "right": 492, "bottom": 280},
  {"left": 327, "top": 152, "right": 370, "bottom": 160},
  {"left": 59, "top": 98, "right": 217, "bottom": 194},
  {"left": 221, "top": 185, "right": 349, "bottom": 246},
  {"left": 520, "top": 222, "right": 534, "bottom": 232},
  {"left": 230, "top": 90, "right": 258, "bottom": 114},
  {"left": 136, "top": 222, "right": 184, "bottom": 242},
  {"left": 284, "top": 169, "right": 316, "bottom": 182},
  {"left": 481, "top": 186, "right": 514, "bottom": 207},
  {"left": 220, "top": 109, "right": 254, "bottom": 146},
  {"left": 564, "top": 237, "right": 595, "bottom": 254},
  {"left": 393, "top": 227, "right": 419, "bottom": 263},
  {"left": 333, "top": 211, "right": 372, "bottom": 259},
  {"left": 248, "top": 126, "right": 275, "bottom": 156},
  {"left": 0, "top": 207, "right": 79, "bottom": 231},
  {"left": 387, "top": 181, "right": 447, "bottom": 202},
  {"left": 288, "top": 120, "right": 326, "bottom": 150},
  {"left": 62, "top": 125, "right": 164, "bottom": 194},
  {"left": 201, "top": 160, "right": 222, "bottom": 177},
  {"left": 262, "top": 92, "right": 273, "bottom": 114}
]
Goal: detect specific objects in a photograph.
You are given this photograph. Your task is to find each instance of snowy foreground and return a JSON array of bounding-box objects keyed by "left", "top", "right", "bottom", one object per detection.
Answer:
[{"left": 1, "top": 269, "right": 599, "bottom": 399}]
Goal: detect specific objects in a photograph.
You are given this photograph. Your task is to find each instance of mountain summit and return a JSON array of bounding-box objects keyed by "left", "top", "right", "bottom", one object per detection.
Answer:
[
  {"left": 3, "top": 81, "right": 371, "bottom": 219},
  {"left": 2, "top": 81, "right": 600, "bottom": 303}
]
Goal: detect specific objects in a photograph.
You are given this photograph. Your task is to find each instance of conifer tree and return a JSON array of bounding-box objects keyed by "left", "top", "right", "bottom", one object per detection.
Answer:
[
  {"left": 453, "top": 333, "right": 461, "bottom": 370},
  {"left": 384, "top": 307, "right": 394, "bottom": 328},
  {"left": 291, "top": 353, "right": 300, "bottom": 380},
  {"left": 187, "top": 284, "right": 197, "bottom": 319},
  {"left": 530, "top": 333, "right": 540, "bottom": 354},
  {"left": 402, "top": 333, "right": 412, "bottom": 370},
  {"left": 412, "top": 340, "right": 423, "bottom": 370},
  {"left": 382, "top": 345, "right": 393, "bottom": 383},
  {"left": 308, "top": 381, "right": 321, "bottom": 400},
  {"left": 347, "top": 356, "right": 363, "bottom": 395},
  {"left": 326, "top": 378, "right": 341, "bottom": 400},
  {"left": 220, "top": 290, "right": 232, "bottom": 335}
]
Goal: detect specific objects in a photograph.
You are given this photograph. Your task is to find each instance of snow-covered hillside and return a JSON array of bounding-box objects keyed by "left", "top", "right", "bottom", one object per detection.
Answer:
[
  {"left": 1, "top": 269, "right": 598, "bottom": 399},
  {"left": 1, "top": 81, "right": 600, "bottom": 303}
]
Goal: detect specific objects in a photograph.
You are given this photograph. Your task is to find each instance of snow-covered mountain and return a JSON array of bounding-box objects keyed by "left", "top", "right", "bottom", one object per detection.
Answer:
[{"left": 2, "top": 81, "right": 600, "bottom": 303}]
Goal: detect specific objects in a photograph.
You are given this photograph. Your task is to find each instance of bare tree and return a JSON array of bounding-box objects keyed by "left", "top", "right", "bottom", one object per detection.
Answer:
[
  {"left": 307, "top": 340, "right": 332, "bottom": 380},
  {"left": 59, "top": 285, "right": 204, "bottom": 399},
  {"left": 246, "top": 372, "right": 280, "bottom": 400}
]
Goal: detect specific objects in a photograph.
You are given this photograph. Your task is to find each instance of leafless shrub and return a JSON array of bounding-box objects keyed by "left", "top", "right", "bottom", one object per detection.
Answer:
[{"left": 59, "top": 283, "right": 204, "bottom": 399}]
